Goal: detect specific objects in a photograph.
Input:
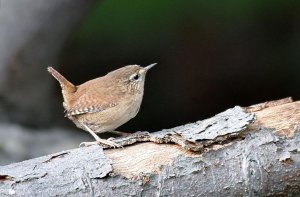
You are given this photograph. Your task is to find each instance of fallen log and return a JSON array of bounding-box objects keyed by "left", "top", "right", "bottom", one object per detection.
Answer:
[{"left": 0, "top": 98, "right": 299, "bottom": 196}]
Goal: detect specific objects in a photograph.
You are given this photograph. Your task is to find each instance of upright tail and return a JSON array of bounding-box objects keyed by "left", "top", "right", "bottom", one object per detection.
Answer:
[{"left": 47, "top": 67, "right": 76, "bottom": 105}]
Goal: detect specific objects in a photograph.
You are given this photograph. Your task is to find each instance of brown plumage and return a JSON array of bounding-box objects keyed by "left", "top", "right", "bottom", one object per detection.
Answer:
[{"left": 47, "top": 64, "right": 156, "bottom": 147}]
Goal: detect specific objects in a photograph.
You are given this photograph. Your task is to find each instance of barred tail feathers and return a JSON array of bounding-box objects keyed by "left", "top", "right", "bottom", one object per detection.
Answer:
[{"left": 47, "top": 67, "right": 76, "bottom": 104}]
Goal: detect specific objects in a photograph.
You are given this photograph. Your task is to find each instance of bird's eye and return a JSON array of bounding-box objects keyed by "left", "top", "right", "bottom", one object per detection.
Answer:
[
  {"left": 133, "top": 74, "right": 139, "bottom": 80},
  {"left": 130, "top": 73, "right": 140, "bottom": 81}
]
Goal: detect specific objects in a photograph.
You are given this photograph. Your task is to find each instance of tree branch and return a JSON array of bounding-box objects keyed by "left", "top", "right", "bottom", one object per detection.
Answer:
[{"left": 0, "top": 98, "right": 299, "bottom": 196}]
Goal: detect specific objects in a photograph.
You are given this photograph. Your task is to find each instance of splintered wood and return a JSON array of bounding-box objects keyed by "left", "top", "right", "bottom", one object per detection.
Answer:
[
  {"left": 105, "top": 143, "right": 197, "bottom": 178},
  {"left": 245, "top": 97, "right": 300, "bottom": 138},
  {"left": 245, "top": 97, "right": 293, "bottom": 112}
]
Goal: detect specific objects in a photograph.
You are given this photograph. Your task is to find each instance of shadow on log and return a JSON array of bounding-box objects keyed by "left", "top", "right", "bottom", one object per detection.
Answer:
[{"left": 0, "top": 98, "right": 300, "bottom": 196}]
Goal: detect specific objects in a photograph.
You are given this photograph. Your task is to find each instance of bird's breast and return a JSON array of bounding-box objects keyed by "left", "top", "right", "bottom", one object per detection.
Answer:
[
  {"left": 72, "top": 91, "right": 144, "bottom": 133},
  {"left": 121, "top": 92, "right": 144, "bottom": 119}
]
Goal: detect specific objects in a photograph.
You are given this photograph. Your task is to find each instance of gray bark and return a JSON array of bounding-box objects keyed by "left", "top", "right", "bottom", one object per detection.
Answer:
[{"left": 0, "top": 100, "right": 299, "bottom": 196}]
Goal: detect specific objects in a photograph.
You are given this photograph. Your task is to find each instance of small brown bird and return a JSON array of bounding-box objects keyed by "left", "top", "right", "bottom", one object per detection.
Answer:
[{"left": 47, "top": 64, "right": 156, "bottom": 147}]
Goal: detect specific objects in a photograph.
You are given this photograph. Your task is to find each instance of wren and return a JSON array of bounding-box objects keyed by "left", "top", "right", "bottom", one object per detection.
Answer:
[{"left": 47, "top": 64, "right": 156, "bottom": 147}]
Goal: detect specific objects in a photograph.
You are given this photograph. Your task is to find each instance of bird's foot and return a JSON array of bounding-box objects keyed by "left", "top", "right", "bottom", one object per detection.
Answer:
[{"left": 79, "top": 138, "right": 122, "bottom": 148}]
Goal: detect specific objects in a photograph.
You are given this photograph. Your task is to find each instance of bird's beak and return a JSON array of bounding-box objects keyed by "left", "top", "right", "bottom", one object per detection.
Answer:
[{"left": 144, "top": 63, "right": 157, "bottom": 71}]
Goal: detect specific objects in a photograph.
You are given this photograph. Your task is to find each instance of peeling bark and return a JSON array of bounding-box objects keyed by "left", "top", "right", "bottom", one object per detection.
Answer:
[{"left": 0, "top": 98, "right": 300, "bottom": 196}]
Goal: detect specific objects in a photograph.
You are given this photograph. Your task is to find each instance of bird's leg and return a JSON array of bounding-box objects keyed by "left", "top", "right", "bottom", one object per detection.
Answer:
[{"left": 79, "top": 124, "right": 121, "bottom": 148}]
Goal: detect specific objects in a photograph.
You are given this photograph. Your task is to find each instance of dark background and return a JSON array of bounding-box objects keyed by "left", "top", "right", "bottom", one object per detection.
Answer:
[{"left": 57, "top": 0, "right": 300, "bottom": 132}]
